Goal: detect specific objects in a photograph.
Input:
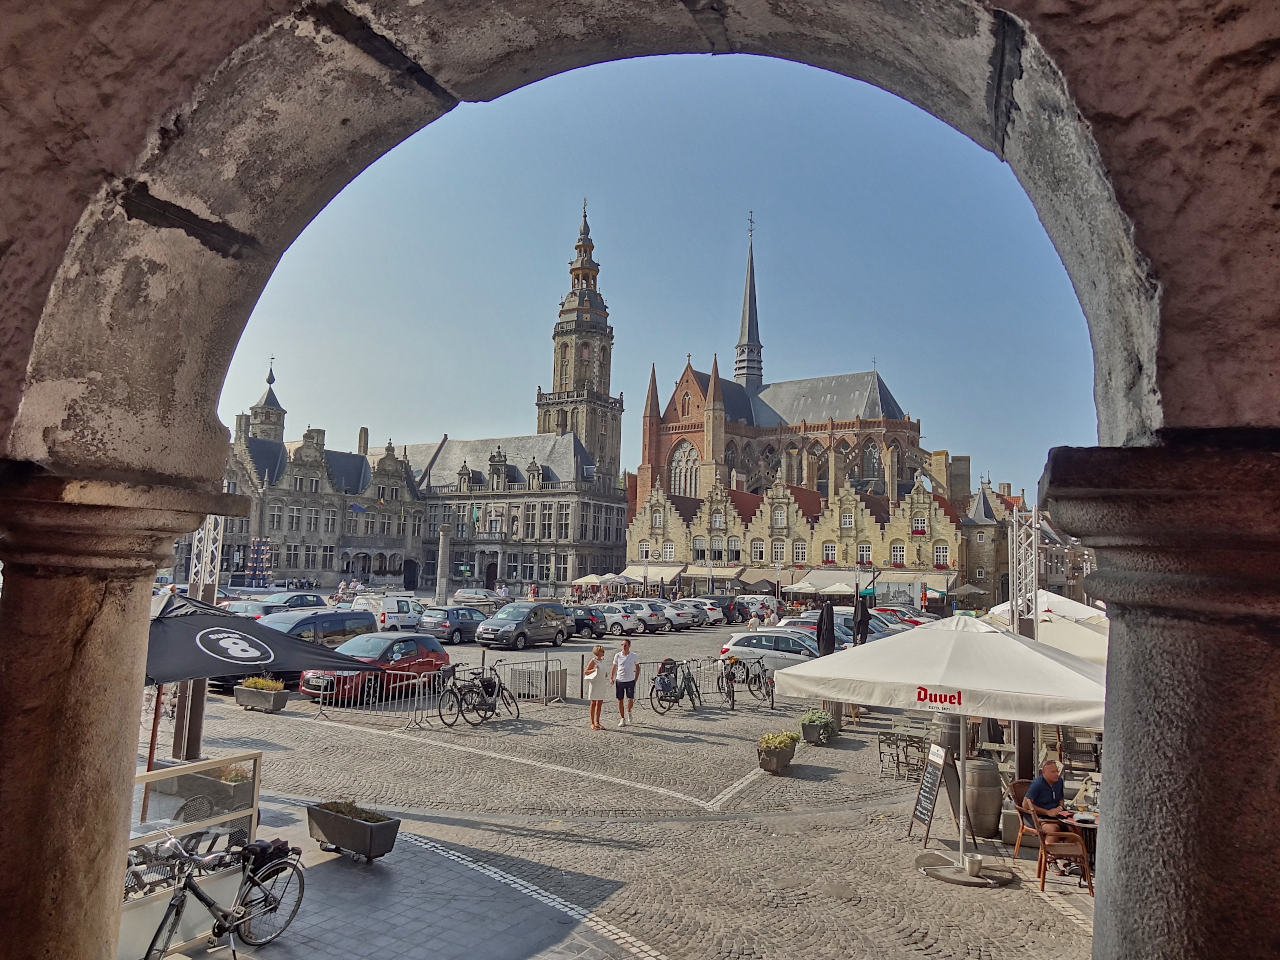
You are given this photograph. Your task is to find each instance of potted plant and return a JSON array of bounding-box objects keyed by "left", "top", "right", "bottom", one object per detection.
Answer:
[
  {"left": 800, "top": 708, "right": 836, "bottom": 745},
  {"left": 234, "top": 675, "right": 290, "bottom": 713},
  {"left": 757, "top": 731, "right": 800, "bottom": 774},
  {"left": 306, "top": 800, "right": 401, "bottom": 862}
]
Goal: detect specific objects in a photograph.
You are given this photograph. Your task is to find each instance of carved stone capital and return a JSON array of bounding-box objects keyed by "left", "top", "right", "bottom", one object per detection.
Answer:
[
  {"left": 1040, "top": 438, "right": 1280, "bottom": 619},
  {"left": 0, "top": 464, "right": 247, "bottom": 573}
]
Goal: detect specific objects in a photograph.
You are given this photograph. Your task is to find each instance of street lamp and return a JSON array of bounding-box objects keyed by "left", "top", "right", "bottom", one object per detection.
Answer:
[{"left": 772, "top": 561, "right": 782, "bottom": 601}]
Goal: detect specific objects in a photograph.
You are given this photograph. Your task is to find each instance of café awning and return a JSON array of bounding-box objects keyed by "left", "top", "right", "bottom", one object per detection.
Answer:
[{"left": 619, "top": 564, "right": 687, "bottom": 582}]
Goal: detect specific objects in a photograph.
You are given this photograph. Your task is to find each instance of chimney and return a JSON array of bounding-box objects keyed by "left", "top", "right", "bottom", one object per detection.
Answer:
[
  {"left": 304, "top": 427, "right": 325, "bottom": 450},
  {"left": 358, "top": 426, "right": 369, "bottom": 456},
  {"left": 998, "top": 482, "right": 1012, "bottom": 498},
  {"left": 234, "top": 413, "right": 250, "bottom": 443}
]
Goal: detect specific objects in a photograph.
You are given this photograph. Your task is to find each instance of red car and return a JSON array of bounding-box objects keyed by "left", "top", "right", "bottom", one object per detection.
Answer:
[
  {"left": 300, "top": 631, "right": 449, "bottom": 702},
  {"left": 874, "top": 606, "right": 927, "bottom": 626}
]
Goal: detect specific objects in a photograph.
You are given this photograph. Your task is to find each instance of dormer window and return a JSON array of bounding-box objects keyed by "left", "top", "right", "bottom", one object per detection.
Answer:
[
  {"left": 912, "top": 517, "right": 927, "bottom": 534},
  {"left": 771, "top": 506, "right": 786, "bottom": 528},
  {"left": 711, "top": 512, "right": 725, "bottom": 529}
]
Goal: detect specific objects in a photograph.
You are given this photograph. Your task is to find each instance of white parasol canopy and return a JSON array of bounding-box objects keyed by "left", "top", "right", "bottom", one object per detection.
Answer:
[
  {"left": 1031, "top": 612, "right": 1108, "bottom": 666},
  {"left": 988, "top": 589, "right": 1102, "bottom": 623},
  {"left": 774, "top": 615, "right": 1105, "bottom": 727},
  {"left": 573, "top": 574, "right": 603, "bottom": 586},
  {"left": 818, "top": 582, "right": 858, "bottom": 595},
  {"left": 783, "top": 580, "right": 818, "bottom": 594}
]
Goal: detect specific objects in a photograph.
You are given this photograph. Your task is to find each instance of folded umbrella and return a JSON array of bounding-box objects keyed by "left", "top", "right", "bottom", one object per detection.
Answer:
[{"left": 147, "top": 593, "right": 377, "bottom": 684}]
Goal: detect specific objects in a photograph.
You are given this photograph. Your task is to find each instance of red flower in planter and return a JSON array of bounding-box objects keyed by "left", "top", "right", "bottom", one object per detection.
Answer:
[
  {"left": 892, "top": 561, "right": 905, "bottom": 569},
  {"left": 934, "top": 563, "right": 949, "bottom": 570}
]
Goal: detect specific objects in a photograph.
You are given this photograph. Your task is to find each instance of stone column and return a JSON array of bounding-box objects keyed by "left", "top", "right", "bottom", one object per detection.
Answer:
[
  {"left": 1041, "top": 440, "right": 1280, "bottom": 960},
  {"left": 435, "top": 525, "right": 451, "bottom": 602},
  {"left": 0, "top": 471, "right": 240, "bottom": 960}
]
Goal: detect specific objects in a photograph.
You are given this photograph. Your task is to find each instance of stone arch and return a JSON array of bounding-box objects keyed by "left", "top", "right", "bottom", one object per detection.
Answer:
[{"left": 668, "top": 439, "right": 700, "bottom": 499}]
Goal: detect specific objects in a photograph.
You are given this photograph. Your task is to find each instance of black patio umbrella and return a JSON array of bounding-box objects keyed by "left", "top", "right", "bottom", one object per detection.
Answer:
[
  {"left": 854, "top": 595, "right": 871, "bottom": 645},
  {"left": 146, "top": 593, "right": 377, "bottom": 684},
  {"left": 816, "top": 600, "right": 837, "bottom": 657}
]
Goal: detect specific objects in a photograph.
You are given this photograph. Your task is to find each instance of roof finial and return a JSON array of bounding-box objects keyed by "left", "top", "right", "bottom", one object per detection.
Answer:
[
  {"left": 747, "top": 210, "right": 754, "bottom": 241},
  {"left": 686, "top": 352, "right": 692, "bottom": 365},
  {"left": 266, "top": 356, "right": 276, "bottom": 385}
]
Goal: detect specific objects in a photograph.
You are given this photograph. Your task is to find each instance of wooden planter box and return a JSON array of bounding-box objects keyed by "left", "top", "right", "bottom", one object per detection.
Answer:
[
  {"left": 234, "top": 686, "right": 290, "bottom": 714},
  {"left": 757, "top": 742, "right": 796, "bottom": 775},
  {"left": 306, "top": 804, "right": 401, "bottom": 862}
]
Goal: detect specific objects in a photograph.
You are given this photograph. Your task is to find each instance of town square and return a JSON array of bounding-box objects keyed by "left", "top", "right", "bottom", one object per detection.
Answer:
[{"left": 2, "top": 3, "right": 1279, "bottom": 960}]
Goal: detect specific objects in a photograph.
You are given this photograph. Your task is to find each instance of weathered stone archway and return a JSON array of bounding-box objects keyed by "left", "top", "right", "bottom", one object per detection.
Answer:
[{"left": 2, "top": 3, "right": 1279, "bottom": 960}]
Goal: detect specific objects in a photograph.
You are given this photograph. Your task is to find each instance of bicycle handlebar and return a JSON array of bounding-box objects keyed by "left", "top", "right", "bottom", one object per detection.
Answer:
[{"left": 158, "top": 836, "right": 238, "bottom": 872}]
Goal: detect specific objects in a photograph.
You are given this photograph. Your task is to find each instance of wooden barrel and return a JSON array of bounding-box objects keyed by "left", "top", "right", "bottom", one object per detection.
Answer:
[{"left": 963, "top": 758, "right": 1004, "bottom": 838}]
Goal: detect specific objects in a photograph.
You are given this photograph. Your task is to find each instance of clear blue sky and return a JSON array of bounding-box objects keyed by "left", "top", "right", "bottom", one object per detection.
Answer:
[{"left": 220, "top": 54, "right": 1095, "bottom": 499}]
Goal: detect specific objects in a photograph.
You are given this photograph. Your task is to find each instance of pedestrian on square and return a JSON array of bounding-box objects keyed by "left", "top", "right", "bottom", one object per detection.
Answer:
[
  {"left": 609, "top": 637, "right": 639, "bottom": 727},
  {"left": 746, "top": 612, "right": 761, "bottom": 631},
  {"left": 583, "top": 644, "right": 607, "bottom": 731}
]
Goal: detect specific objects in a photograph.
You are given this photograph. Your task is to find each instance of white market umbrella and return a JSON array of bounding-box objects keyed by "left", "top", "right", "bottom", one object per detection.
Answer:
[
  {"left": 819, "top": 582, "right": 858, "bottom": 595},
  {"left": 774, "top": 616, "right": 1105, "bottom": 872},
  {"left": 988, "top": 589, "right": 1101, "bottom": 623},
  {"left": 783, "top": 580, "right": 818, "bottom": 594},
  {"left": 1033, "top": 612, "right": 1108, "bottom": 666},
  {"left": 612, "top": 574, "right": 640, "bottom": 586},
  {"left": 573, "top": 574, "right": 603, "bottom": 586}
]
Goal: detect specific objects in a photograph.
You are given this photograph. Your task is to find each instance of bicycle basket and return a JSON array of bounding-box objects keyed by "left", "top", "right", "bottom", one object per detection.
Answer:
[
  {"left": 654, "top": 673, "right": 675, "bottom": 694},
  {"left": 657, "top": 657, "right": 677, "bottom": 676},
  {"left": 479, "top": 676, "right": 498, "bottom": 697},
  {"left": 441, "top": 664, "right": 456, "bottom": 682}
]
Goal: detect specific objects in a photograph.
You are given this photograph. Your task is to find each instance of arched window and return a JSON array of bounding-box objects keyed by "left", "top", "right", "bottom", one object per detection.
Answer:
[
  {"left": 750, "top": 539, "right": 765, "bottom": 562},
  {"left": 771, "top": 505, "right": 786, "bottom": 528},
  {"left": 861, "top": 442, "right": 881, "bottom": 480},
  {"left": 638, "top": 540, "right": 651, "bottom": 560},
  {"left": 668, "top": 440, "right": 700, "bottom": 498},
  {"left": 680, "top": 392, "right": 691, "bottom": 418},
  {"left": 662, "top": 541, "right": 675, "bottom": 561},
  {"left": 724, "top": 442, "right": 737, "bottom": 472}
]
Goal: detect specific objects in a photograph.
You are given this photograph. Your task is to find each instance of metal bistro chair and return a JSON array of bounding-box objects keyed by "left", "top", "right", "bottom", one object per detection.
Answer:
[
  {"left": 1025, "top": 802, "right": 1094, "bottom": 896},
  {"left": 1007, "top": 779, "right": 1036, "bottom": 859},
  {"left": 877, "top": 733, "right": 902, "bottom": 777},
  {"left": 899, "top": 735, "right": 929, "bottom": 780}
]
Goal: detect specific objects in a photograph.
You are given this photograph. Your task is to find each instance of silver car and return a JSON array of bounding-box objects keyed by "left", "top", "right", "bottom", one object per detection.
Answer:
[
  {"left": 669, "top": 600, "right": 709, "bottom": 627},
  {"left": 591, "top": 603, "right": 643, "bottom": 636},
  {"left": 718, "top": 630, "right": 820, "bottom": 673}
]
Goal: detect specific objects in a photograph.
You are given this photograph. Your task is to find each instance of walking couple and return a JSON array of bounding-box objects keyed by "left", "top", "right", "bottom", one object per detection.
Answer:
[{"left": 584, "top": 638, "right": 639, "bottom": 730}]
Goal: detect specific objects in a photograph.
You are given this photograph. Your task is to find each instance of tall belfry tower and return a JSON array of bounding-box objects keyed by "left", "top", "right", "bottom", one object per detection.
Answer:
[
  {"left": 734, "top": 217, "right": 764, "bottom": 392},
  {"left": 248, "top": 365, "right": 286, "bottom": 442},
  {"left": 536, "top": 202, "right": 624, "bottom": 478}
]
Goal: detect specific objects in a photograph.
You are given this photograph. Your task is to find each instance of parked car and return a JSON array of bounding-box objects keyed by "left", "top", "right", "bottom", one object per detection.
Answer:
[
  {"left": 650, "top": 600, "right": 696, "bottom": 631},
  {"left": 475, "top": 601, "right": 569, "bottom": 649},
  {"left": 260, "top": 591, "right": 328, "bottom": 610},
  {"left": 669, "top": 600, "right": 708, "bottom": 627},
  {"left": 417, "top": 606, "right": 486, "bottom": 644},
  {"left": 718, "top": 630, "right": 820, "bottom": 672},
  {"left": 736, "top": 594, "right": 780, "bottom": 618},
  {"left": 778, "top": 616, "right": 857, "bottom": 647},
  {"left": 695, "top": 595, "right": 740, "bottom": 623},
  {"left": 590, "top": 603, "right": 643, "bottom": 636},
  {"left": 351, "top": 594, "right": 424, "bottom": 631},
  {"left": 221, "top": 600, "right": 287, "bottom": 619},
  {"left": 300, "top": 631, "right": 449, "bottom": 702},
  {"left": 873, "top": 606, "right": 928, "bottom": 626},
  {"left": 686, "top": 598, "right": 727, "bottom": 624},
  {"left": 452, "top": 588, "right": 502, "bottom": 603},
  {"left": 209, "top": 608, "right": 377, "bottom": 690},
  {"left": 564, "top": 604, "right": 606, "bottom": 639},
  {"left": 620, "top": 600, "right": 668, "bottom": 634},
  {"left": 878, "top": 604, "right": 939, "bottom": 622}
]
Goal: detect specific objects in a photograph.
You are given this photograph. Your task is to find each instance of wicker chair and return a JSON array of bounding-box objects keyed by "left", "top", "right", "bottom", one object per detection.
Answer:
[
  {"left": 1026, "top": 802, "right": 1094, "bottom": 896},
  {"left": 1008, "top": 779, "right": 1036, "bottom": 858}
]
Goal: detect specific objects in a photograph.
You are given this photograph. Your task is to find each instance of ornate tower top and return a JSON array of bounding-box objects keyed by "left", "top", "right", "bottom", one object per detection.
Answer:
[
  {"left": 734, "top": 220, "right": 763, "bottom": 392},
  {"left": 248, "top": 362, "right": 286, "bottom": 442}
]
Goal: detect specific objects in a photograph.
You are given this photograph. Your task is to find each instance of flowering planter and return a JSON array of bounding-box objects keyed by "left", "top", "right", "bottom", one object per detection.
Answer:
[
  {"left": 800, "top": 721, "right": 836, "bottom": 746},
  {"left": 891, "top": 562, "right": 905, "bottom": 569},
  {"left": 757, "top": 743, "right": 796, "bottom": 774},
  {"left": 306, "top": 804, "right": 401, "bottom": 862},
  {"left": 234, "top": 686, "right": 290, "bottom": 714}
]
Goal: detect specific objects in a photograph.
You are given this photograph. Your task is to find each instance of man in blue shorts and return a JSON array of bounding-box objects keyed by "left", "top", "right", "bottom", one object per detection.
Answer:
[{"left": 609, "top": 637, "right": 638, "bottom": 727}]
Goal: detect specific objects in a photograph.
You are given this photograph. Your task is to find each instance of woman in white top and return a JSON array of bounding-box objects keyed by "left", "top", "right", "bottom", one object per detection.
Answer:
[{"left": 583, "top": 644, "right": 607, "bottom": 730}]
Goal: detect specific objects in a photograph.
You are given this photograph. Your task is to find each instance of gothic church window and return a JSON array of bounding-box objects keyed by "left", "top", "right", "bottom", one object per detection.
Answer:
[
  {"left": 680, "top": 392, "right": 691, "bottom": 418},
  {"left": 668, "top": 440, "right": 700, "bottom": 498}
]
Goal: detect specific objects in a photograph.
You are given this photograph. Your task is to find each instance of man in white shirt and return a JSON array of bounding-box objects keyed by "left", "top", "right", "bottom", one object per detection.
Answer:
[{"left": 609, "top": 637, "right": 639, "bottom": 727}]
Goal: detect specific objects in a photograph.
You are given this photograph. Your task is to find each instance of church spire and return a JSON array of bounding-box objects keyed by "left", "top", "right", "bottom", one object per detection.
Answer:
[
  {"left": 734, "top": 217, "right": 763, "bottom": 392},
  {"left": 643, "top": 363, "right": 661, "bottom": 418},
  {"left": 708, "top": 353, "right": 723, "bottom": 407}
]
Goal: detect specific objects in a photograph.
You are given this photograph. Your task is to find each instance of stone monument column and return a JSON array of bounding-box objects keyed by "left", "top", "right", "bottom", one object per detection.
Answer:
[
  {"left": 1042, "top": 441, "right": 1280, "bottom": 960},
  {"left": 435, "top": 524, "right": 451, "bottom": 602},
  {"left": 0, "top": 472, "right": 240, "bottom": 960}
]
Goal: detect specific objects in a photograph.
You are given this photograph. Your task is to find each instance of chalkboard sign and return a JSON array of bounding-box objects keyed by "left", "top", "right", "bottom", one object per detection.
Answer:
[
  {"left": 908, "top": 743, "right": 977, "bottom": 848},
  {"left": 908, "top": 743, "right": 949, "bottom": 844}
]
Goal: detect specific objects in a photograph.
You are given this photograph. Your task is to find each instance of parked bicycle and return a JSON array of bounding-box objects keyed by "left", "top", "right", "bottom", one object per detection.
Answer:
[
  {"left": 716, "top": 656, "right": 738, "bottom": 710},
  {"left": 141, "top": 833, "right": 304, "bottom": 959},
  {"left": 437, "top": 661, "right": 520, "bottom": 726},
  {"left": 650, "top": 658, "right": 702, "bottom": 713}
]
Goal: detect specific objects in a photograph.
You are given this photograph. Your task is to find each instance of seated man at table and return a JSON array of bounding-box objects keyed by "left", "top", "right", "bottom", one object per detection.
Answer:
[{"left": 1024, "top": 759, "right": 1077, "bottom": 874}]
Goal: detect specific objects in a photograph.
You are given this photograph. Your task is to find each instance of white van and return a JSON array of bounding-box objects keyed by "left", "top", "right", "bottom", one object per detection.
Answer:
[
  {"left": 736, "top": 594, "right": 779, "bottom": 617},
  {"left": 351, "top": 594, "right": 425, "bottom": 631}
]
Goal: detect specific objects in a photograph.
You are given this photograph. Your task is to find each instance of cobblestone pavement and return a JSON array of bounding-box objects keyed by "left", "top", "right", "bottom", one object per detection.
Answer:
[{"left": 186, "top": 624, "right": 1094, "bottom": 960}]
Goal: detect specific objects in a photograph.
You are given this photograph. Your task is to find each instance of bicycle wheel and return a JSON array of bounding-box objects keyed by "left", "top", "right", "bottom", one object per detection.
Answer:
[
  {"left": 237, "top": 859, "right": 305, "bottom": 945},
  {"left": 459, "top": 688, "right": 488, "bottom": 725},
  {"left": 649, "top": 684, "right": 673, "bottom": 714},
  {"left": 498, "top": 686, "right": 520, "bottom": 720},
  {"left": 746, "top": 670, "right": 768, "bottom": 701},
  {"left": 144, "top": 895, "right": 186, "bottom": 960},
  {"left": 438, "top": 688, "right": 463, "bottom": 727},
  {"left": 716, "top": 673, "right": 735, "bottom": 710}
]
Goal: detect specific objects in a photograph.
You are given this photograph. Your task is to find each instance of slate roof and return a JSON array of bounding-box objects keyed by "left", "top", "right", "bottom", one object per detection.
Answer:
[
  {"left": 691, "top": 370, "right": 755, "bottom": 424},
  {"left": 962, "top": 484, "right": 1001, "bottom": 526},
  {"left": 404, "top": 433, "right": 592, "bottom": 487},
  {"left": 244, "top": 437, "right": 287, "bottom": 486},
  {"left": 751, "top": 371, "right": 905, "bottom": 426},
  {"left": 255, "top": 385, "right": 284, "bottom": 411},
  {"left": 326, "top": 450, "right": 373, "bottom": 494}
]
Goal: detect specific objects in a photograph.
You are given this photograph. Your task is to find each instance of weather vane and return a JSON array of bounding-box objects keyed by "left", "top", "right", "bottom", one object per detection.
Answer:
[{"left": 747, "top": 210, "right": 755, "bottom": 240}]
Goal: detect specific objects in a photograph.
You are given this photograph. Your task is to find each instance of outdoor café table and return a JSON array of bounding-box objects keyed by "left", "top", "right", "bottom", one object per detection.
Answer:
[{"left": 1063, "top": 813, "right": 1099, "bottom": 868}]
